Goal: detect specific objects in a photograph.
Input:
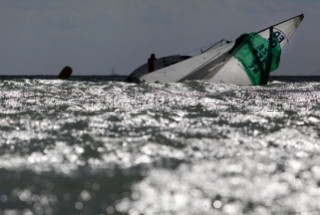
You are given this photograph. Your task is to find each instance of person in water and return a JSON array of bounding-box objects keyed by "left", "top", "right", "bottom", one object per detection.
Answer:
[{"left": 148, "top": 53, "right": 156, "bottom": 73}]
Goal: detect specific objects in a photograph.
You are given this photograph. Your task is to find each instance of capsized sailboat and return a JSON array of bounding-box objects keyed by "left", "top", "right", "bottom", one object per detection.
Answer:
[{"left": 128, "top": 14, "right": 304, "bottom": 85}]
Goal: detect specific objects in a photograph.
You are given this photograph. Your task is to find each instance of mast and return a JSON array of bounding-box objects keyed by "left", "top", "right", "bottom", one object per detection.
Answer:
[{"left": 111, "top": 64, "right": 116, "bottom": 76}]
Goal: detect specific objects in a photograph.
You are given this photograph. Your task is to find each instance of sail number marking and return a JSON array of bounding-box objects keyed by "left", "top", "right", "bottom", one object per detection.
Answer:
[
  {"left": 248, "top": 31, "right": 283, "bottom": 74},
  {"left": 249, "top": 43, "right": 270, "bottom": 74},
  {"left": 273, "top": 31, "right": 285, "bottom": 43},
  {"left": 268, "top": 31, "right": 286, "bottom": 48}
]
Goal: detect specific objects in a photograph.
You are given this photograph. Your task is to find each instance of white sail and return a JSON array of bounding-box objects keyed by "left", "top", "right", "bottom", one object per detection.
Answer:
[
  {"left": 208, "top": 14, "right": 304, "bottom": 85},
  {"left": 258, "top": 14, "right": 304, "bottom": 49},
  {"left": 138, "top": 14, "right": 304, "bottom": 85}
]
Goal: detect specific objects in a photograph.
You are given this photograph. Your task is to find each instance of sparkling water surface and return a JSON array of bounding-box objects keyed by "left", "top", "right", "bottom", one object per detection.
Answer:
[{"left": 0, "top": 77, "right": 320, "bottom": 215}]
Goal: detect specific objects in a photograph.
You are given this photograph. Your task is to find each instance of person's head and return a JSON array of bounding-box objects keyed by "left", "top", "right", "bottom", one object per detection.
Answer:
[{"left": 150, "top": 53, "right": 155, "bottom": 59}]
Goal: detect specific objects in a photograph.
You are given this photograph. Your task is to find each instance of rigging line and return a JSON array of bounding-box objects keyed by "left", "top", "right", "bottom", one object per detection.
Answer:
[
  {"left": 308, "top": 69, "right": 320, "bottom": 76},
  {"left": 201, "top": 39, "right": 228, "bottom": 53},
  {"left": 180, "top": 39, "right": 228, "bottom": 55}
]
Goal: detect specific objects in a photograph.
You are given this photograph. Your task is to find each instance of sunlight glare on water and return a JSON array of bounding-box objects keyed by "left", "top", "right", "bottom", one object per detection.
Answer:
[{"left": 0, "top": 77, "right": 320, "bottom": 214}]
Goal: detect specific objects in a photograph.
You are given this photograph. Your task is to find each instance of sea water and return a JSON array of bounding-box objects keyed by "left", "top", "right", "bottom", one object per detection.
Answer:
[{"left": 0, "top": 77, "right": 320, "bottom": 215}]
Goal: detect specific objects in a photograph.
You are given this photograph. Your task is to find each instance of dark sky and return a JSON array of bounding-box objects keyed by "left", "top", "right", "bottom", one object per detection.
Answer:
[{"left": 0, "top": 0, "right": 319, "bottom": 76}]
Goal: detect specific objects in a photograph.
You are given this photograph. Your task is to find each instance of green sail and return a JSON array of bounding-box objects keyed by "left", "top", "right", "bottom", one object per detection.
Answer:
[{"left": 231, "top": 31, "right": 281, "bottom": 85}]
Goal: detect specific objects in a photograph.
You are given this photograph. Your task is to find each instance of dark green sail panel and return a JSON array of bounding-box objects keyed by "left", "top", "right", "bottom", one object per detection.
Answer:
[{"left": 231, "top": 32, "right": 281, "bottom": 85}]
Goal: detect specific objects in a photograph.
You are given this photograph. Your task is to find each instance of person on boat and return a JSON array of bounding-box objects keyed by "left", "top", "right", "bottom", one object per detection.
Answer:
[{"left": 148, "top": 53, "right": 156, "bottom": 73}]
